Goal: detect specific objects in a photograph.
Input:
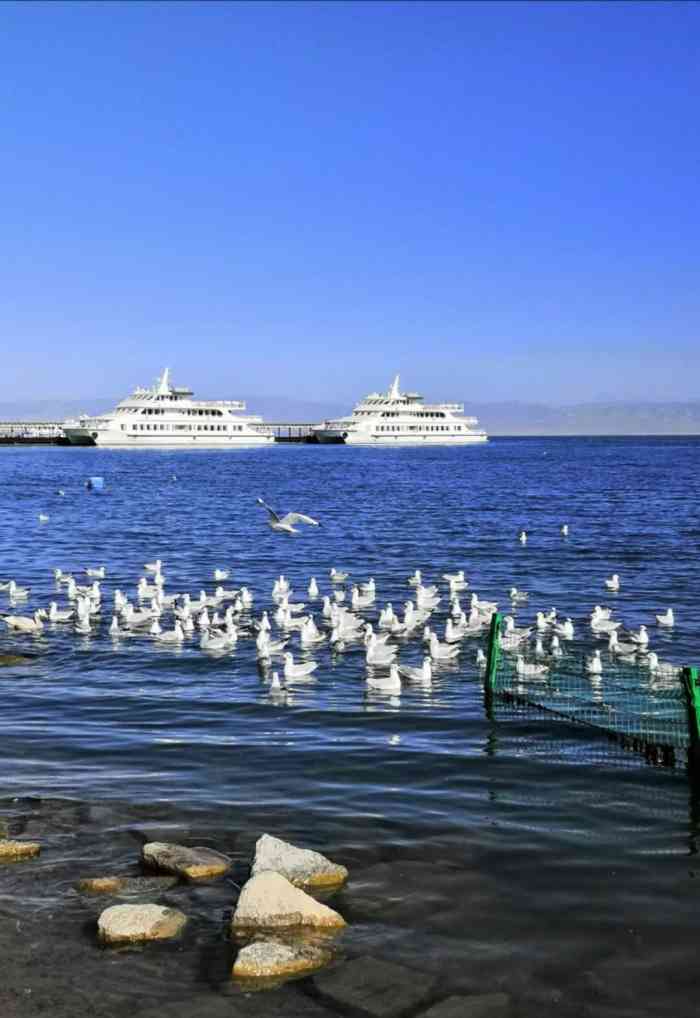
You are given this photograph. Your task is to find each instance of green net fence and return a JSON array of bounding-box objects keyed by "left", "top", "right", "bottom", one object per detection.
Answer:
[{"left": 484, "top": 614, "right": 697, "bottom": 767}]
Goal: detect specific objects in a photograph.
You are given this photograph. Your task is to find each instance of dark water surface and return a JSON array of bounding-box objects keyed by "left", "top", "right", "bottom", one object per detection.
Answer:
[{"left": 2, "top": 438, "right": 700, "bottom": 1017}]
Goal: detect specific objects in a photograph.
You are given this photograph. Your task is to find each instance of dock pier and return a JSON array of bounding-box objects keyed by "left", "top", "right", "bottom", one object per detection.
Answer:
[
  {"left": 0, "top": 421, "right": 320, "bottom": 445},
  {"left": 267, "top": 423, "right": 318, "bottom": 443}
]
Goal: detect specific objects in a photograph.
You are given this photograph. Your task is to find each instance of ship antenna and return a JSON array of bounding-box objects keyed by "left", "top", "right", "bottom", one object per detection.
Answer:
[{"left": 388, "top": 374, "right": 400, "bottom": 399}]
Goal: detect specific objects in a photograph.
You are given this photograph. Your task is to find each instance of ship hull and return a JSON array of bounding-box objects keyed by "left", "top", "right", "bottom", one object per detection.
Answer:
[
  {"left": 313, "top": 428, "right": 488, "bottom": 446},
  {"left": 63, "top": 426, "right": 274, "bottom": 448}
]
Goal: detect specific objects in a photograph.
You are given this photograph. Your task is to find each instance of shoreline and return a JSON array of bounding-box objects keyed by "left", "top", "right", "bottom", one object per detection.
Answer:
[{"left": 3, "top": 785, "right": 700, "bottom": 1018}]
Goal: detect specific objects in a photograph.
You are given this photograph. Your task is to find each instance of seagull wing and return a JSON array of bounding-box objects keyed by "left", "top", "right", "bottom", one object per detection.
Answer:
[
  {"left": 280, "top": 512, "right": 320, "bottom": 527},
  {"left": 256, "top": 498, "right": 280, "bottom": 523}
]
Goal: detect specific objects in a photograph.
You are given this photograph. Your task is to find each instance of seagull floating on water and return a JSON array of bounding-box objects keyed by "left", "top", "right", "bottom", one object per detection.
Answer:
[
  {"left": 645, "top": 652, "right": 681, "bottom": 676},
  {"left": 366, "top": 662, "right": 401, "bottom": 694},
  {"left": 656, "top": 608, "right": 674, "bottom": 627},
  {"left": 604, "top": 574, "right": 620, "bottom": 591},
  {"left": 399, "top": 657, "right": 432, "bottom": 684},
  {"left": 586, "top": 649, "right": 603, "bottom": 674},
  {"left": 516, "top": 655, "right": 548, "bottom": 676},
  {"left": 2, "top": 610, "right": 44, "bottom": 633},
  {"left": 283, "top": 652, "right": 318, "bottom": 680},
  {"left": 626, "top": 624, "right": 649, "bottom": 647}
]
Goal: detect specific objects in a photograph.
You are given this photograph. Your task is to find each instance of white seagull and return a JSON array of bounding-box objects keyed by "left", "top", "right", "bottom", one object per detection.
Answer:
[
  {"left": 257, "top": 498, "right": 320, "bottom": 535},
  {"left": 586, "top": 650, "right": 603, "bottom": 674},
  {"left": 2, "top": 610, "right": 44, "bottom": 633},
  {"left": 645, "top": 653, "right": 681, "bottom": 676},
  {"left": 283, "top": 652, "right": 318, "bottom": 680},
  {"left": 367, "top": 662, "right": 402, "bottom": 694},
  {"left": 516, "top": 655, "right": 548, "bottom": 677},
  {"left": 398, "top": 657, "right": 432, "bottom": 684}
]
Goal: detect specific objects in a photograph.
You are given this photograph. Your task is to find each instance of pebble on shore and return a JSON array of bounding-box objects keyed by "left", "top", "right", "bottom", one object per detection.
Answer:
[
  {"left": 97, "top": 903, "right": 188, "bottom": 945},
  {"left": 141, "top": 841, "right": 231, "bottom": 881},
  {"left": 232, "top": 939, "right": 333, "bottom": 980},
  {"left": 231, "top": 871, "right": 346, "bottom": 931},
  {"left": 0, "top": 840, "right": 41, "bottom": 861},
  {"left": 251, "top": 833, "right": 349, "bottom": 888}
]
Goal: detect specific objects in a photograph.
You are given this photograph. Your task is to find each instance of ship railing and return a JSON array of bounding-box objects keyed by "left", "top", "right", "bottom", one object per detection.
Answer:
[
  {"left": 419, "top": 402, "right": 465, "bottom": 412},
  {"left": 202, "top": 400, "right": 247, "bottom": 409}
]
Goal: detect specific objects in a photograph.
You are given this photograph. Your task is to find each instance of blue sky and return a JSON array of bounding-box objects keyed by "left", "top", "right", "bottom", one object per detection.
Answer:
[{"left": 1, "top": 0, "right": 698, "bottom": 404}]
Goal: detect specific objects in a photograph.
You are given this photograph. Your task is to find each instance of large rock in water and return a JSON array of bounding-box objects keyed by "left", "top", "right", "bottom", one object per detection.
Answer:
[
  {"left": 97, "top": 903, "right": 188, "bottom": 944},
  {"left": 233, "top": 939, "right": 333, "bottom": 979},
  {"left": 141, "top": 841, "right": 231, "bottom": 881},
  {"left": 251, "top": 833, "right": 349, "bottom": 888},
  {"left": 231, "top": 872, "right": 346, "bottom": 931},
  {"left": 0, "top": 840, "right": 40, "bottom": 861}
]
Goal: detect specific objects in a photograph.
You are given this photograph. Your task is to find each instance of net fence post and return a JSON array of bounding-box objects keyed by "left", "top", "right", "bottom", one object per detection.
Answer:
[
  {"left": 485, "top": 611, "right": 503, "bottom": 697},
  {"left": 681, "top": 667, "right": 700, "bottom": 772}
]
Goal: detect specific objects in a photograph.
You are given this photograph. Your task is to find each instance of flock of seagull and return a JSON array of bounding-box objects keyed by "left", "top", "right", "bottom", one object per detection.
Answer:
[{"left": 0, "top": 518, "right": 684, "bottom": 701}]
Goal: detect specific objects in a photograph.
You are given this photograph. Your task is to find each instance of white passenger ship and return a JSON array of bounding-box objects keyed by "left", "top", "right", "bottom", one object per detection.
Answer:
[
  {"left": 313, "top": 376, "right": 488, "bottom": 445},
  {"left": 63, "top": 369, "right": 274, "bottom": 447}
]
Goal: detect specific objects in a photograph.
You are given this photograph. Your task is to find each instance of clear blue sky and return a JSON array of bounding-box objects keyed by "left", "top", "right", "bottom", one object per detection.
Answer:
[{"left": 1, "top": 0, "right": 698, "bottom": 404}]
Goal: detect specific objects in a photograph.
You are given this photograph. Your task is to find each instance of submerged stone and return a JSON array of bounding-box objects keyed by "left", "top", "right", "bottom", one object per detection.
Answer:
[
  {"left": 418, "top": 993, "right": 511, "bottom": 1018},
  {"left": 314, "top": 955, "right": 434, "bottom": 1018},
  {"left": 232, "top": 872, "right": 346, "bottom": 931},
  {"left": 141, "top": 841, "right": 231, "bottom": 881},
  {"left": 97, "top": 903, "right": 188, "bottom": 945},
  {"left": 78, "top": 874, "right": 179, "bottom": 895},
  {"left": 0, "top": 654, "right": 35, "bottom": 667},
  {"left": 251, "top": 833, "right": 349, "bottom": 888},
  {"left": 233, "top": 938, "right": 333, "bottom": 979},
  {"left": 0, "top": 840, "right": 40, "bottom": 861}
]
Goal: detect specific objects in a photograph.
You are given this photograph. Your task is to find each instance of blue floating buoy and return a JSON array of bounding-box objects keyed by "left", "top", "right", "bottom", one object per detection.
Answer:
[{"left": 85, "top": 476, "right": 104, "bottom": 492}]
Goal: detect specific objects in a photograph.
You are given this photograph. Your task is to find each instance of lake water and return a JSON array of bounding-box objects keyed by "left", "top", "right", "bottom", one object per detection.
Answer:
[{"left": 1, "top": 438, "right": 700, "bottom": 1018}]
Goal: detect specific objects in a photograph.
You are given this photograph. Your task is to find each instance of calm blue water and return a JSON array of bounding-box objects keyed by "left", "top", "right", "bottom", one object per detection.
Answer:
[{"left": 2, "top": 438, "right": 700, "bottom": 1016}]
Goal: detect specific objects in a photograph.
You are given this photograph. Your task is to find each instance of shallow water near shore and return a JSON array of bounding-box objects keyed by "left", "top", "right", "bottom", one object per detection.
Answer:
[{"left": 2, "top": 438, "right": 700, "bottom": 1017}]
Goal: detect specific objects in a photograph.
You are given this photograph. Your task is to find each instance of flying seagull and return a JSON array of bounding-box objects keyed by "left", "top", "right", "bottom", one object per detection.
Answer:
[{"left": 256, "top": 498, "right": 320, "bottom": 535}]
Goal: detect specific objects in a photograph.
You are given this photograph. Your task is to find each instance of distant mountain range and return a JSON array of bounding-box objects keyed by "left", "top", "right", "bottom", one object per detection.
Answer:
[{"left": 2, "top": 396, "right": 700, "bottom": 435}]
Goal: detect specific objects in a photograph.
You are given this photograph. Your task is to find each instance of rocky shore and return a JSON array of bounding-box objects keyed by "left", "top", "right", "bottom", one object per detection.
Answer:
[{"left": 2, "top": 795, "right": 699, "bottom": 1018}]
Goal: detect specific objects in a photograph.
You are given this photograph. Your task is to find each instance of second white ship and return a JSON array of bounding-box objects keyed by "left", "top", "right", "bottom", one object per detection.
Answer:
[
  {"left": 63, "top": 369, "right": 274, "bottom": 447},
  {"left": 313, "top": 376, "right": 488, "bottom": 445}
]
